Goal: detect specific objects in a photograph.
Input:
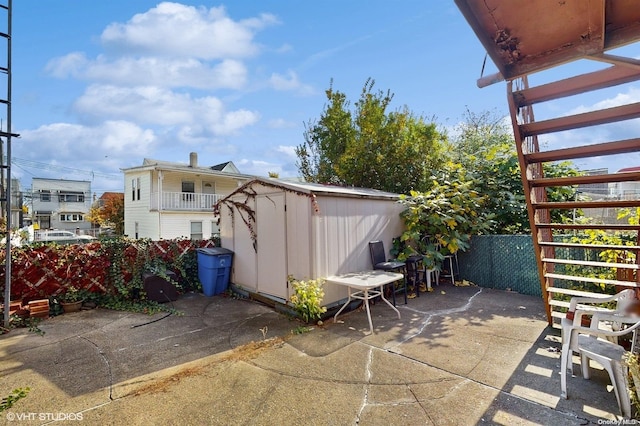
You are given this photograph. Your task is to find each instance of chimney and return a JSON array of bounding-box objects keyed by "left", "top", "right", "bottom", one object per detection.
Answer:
[{"left": 189, "top": 152, "right": 197, "bottom": 168}]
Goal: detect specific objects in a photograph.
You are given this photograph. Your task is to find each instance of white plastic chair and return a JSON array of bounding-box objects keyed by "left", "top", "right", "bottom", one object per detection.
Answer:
[
  {"left": 576, "top": 312, "right": 640, "bottom": 418},
  {"left": 560, "top": 289, "right": 637, "bottom": 388}
]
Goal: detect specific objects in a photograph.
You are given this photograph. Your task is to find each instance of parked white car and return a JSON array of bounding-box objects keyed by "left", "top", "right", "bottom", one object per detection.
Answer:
[{"left": 33, "top": 230, "right": 97, "bottom": 245}]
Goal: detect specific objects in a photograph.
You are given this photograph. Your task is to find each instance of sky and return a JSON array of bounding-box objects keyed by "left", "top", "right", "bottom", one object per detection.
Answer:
[{"left": 4, "top": 1, "right": 640, "bottom": 197}]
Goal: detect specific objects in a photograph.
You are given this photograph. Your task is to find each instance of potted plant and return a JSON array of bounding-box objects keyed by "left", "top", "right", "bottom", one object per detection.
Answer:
[{"left": 58, "top": 286, "right": 84, "bottom": 313}]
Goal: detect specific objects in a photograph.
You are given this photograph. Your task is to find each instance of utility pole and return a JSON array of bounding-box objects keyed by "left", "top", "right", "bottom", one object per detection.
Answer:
[{"left": 2, "top": 1, "right": 19, "bottom": 329}]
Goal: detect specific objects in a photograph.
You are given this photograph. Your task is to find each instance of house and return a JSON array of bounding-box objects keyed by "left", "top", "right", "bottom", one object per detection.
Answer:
[
  {"left": 122, "top": 152, "right": 254, "bottom": 240},
  {"left": 218, "top": 178, "right": 405, "bottom": 307},
  {"left": 612, "top": 166, "right": 640, "bottom": 200},
  {"left": 30, "top": 178, "right": 92, "bottom": 232},
  {"left": 9, "top": 178, "right": 24, "bottom": 228}
]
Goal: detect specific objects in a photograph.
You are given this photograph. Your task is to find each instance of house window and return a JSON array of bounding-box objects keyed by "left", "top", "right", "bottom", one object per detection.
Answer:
[
  {"left": 59, "top": 191, "right": 85, "bottom": 202},
  {"left": 131, "top": 178, "right": 141, "bottom": 201},
  {"left": 40, "top": 190, "right": 51, "bottom": 202},
  {"left": 182, "top": 181, "right": 195, "bottom": 202},
  {"left": 190, "top": 221, "right": 203, "bottom": 241},
  {"left": 59, "top": 214, "right": 84, "bottom": 222}
]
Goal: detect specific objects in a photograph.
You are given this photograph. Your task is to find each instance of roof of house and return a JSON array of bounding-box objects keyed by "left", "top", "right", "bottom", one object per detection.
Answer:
[
  {"left": 454, "top": 0, "right": 640, "bottom": 83},
  {"left": 618, "top": 166, "right": 640, "bottom": 173},
  {"left": 122, "top": 158, "right": 252, "bottom": 180},
  {"left": 100, "top": 192, "right": 124, "bottom": 200}
]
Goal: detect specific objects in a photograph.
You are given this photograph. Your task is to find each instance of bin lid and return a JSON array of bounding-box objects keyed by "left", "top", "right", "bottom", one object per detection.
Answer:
[{"left": 197, "top": 247, "right": 234, "bottom": 256}]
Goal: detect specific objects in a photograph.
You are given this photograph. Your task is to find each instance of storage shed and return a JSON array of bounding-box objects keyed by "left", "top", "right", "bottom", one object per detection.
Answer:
[{"left": 216, "top": 178, "right": 405, "bottom": 307}]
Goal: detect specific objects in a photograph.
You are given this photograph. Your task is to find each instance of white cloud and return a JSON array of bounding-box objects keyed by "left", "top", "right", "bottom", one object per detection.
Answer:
[
  {"left": 565, "top": 87, "right": 640, "bottom": 115},
  {"left": 19, "top": 121, "right": 156, "bottom": 164},
  {"left": 48, "top": 55, "right": 248, "bottom": 90},
  {"left": 100, "top": 2, "right": 278, "bottom": 60},
  {"left": 45, "top": 52, "right": 89, "bottom": 79},
  {"left": 73, "top": 84, "right": 260, "bottom": 136},
  {"left": 269, "top": 70, "right": 314, "bottom": 95},
  {"left": 275, "top": 145, "right": 297, "bottom": 158},
  {"left": 268, "top": 118, "right": 297, "bottom": 129},
  {"left": 235, "top": 158, "right": 280, "bottom": 177}
]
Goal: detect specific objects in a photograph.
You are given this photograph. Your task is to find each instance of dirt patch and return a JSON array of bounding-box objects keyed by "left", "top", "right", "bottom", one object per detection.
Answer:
[{"left": 132, "top": 336, "right": 287, "bottom": 396}]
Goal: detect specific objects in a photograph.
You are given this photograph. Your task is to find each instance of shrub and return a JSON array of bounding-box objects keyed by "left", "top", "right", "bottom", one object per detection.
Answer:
[{"left": 288, "top": 276, "right": 327, "bottom": 323}]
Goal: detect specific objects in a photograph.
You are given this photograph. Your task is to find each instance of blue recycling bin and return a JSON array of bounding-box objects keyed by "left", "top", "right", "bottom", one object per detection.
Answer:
[{"left": 196, "top": 247, "right": 234, "bottom": 296}]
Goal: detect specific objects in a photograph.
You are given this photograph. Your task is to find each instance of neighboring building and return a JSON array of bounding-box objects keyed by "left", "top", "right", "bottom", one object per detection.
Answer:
[
  {"left": 612, "top": 166, "right": 640, "bottom": 200},
  {"left": 9, "top": 178, "right": 24, "bottom": 229},
  {"left": 576, "top": 168, "right": 609, "bottom": 200},
  {"left": 121, "top": 152, "right": 254, "bottom": 240},
  {"left": 31, "top": 178, "right": 92, "bottom": 232}
]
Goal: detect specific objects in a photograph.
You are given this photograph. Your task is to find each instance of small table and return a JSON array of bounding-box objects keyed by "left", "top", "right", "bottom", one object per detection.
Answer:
[{"left": 328, "top": 270, "right": 403, "bottom": 334}]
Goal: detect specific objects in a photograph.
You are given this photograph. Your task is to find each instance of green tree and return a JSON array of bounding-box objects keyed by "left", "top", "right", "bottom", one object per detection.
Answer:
[
  {"left": 296, "top": 78, "right": 447, "bottom": 193},
  {"left": 87, "top": 193, "right": 125, "bottom": 235},
  {"left": 451, "top": 109, "right": 581, "bottom": 234},
  {"left": 397, "top": 162, "right": 494, "bottom": 269}
]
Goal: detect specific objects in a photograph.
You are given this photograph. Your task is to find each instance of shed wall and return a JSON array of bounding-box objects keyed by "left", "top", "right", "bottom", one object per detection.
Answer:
[{"left": 312, "top": 196, "right": 405, "bottom": 306}]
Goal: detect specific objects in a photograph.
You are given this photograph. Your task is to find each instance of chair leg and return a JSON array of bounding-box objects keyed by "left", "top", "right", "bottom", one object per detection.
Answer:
[
  {"left": 402, "top": 272, "right": 408, "bottom": 304},
  {"left": 560, "top": 341, "right": 571, "bottom": 399}
]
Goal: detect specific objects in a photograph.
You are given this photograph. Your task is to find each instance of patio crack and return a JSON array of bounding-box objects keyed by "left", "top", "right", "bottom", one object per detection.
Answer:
[
  {"left": 389, "top": 287, "right": 484, "bottom": 349},
  {"left": 355, "top": 346, "right": 373, "bottom": 425},
  {"left": 79, "top": 335, "right": 114, "bottom": 401}
]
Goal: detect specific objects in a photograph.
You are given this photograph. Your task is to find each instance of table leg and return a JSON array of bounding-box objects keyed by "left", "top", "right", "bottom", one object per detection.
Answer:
[
  {"left": 334, "top": 289, "right": 353, "bottom": 324},
  {"left": 378, "top": 285, "right": 401, "bottom": 319},
  {"left": 363, "top": 289, "right": 374, "bottom": 334}
]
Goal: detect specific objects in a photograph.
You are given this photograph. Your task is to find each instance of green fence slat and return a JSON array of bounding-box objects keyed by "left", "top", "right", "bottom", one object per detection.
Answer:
[{"left": 458, "top": 235, "right": 541, "bottom": 297}]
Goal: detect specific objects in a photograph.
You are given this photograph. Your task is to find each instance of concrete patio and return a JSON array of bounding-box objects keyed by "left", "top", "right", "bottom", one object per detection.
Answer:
[{"left": 0, "top": 283, "right": 629, "bottom": 425}]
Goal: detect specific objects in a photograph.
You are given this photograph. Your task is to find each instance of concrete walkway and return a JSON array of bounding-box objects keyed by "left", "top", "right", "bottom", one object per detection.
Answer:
[{"left": 0, "top": 284, "right": 628, "bottom": 425}]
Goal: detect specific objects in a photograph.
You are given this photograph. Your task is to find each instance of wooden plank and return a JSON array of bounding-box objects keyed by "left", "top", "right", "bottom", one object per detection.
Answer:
[
  {"left": 513, "top": 66, "right": 640, "bottom": 107},
  {"left": 542, "top": 257, "right": 640, "bottom": 269},
  {"left": 533, "top": 199, "right": 640, "bottom": 210},
  {"left": 535, "top": 223, "right": 640, "bottom": 231},
  {"left": 545, "top": 272, "right": 637, "bottom": 287},
  {"left": 526, "top": 139, "right": 640, "bottom": 164},
  {"left": 530, "top": 171, "right": 640, "bottom": 188},
  {"left": 546, "top": 286, "right": 626, "bottom": 297},
  {"left": 538, "top": 241, "right": 640, "bottom": 251},
  {"left": 521, "top": 102, "right": 640, "bottom": 137},
  {"left": 28, "top": 299, "right": 50, "bottom": 319}
]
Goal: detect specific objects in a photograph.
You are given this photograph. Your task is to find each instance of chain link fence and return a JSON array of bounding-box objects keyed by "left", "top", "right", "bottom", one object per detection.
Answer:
[{"left": 458, "top": 235, "right": 541, "bottom": 297}]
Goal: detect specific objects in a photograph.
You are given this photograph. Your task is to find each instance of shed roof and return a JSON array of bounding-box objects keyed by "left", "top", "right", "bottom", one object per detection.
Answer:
[
  {"left": 455, "top": 0, "right": 640, "bottom": 83},
  {"left": 222, "top": 178, "right": 401, "bottom": 202}
]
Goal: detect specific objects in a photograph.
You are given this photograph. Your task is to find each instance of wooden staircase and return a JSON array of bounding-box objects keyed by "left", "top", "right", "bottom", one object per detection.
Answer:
[{"left": 507, "top": 62, "right": 640, "bottom": 326}]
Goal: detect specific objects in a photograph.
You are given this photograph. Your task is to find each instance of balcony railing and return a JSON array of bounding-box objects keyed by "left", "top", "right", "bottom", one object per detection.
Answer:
[{"left": 150, "top": 192, "right": 222, "bottom": 211}]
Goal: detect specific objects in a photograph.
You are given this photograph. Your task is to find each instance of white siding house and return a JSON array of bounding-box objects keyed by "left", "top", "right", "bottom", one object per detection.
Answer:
[
  {"left": 218, "top": 178, "right": 405, "bottom": 307},
  {"left": 31, "top": 178, "right": 92, "bottom": 232},
  {"left": 122, "top": 152, "right": 254, "bottom": 240}
]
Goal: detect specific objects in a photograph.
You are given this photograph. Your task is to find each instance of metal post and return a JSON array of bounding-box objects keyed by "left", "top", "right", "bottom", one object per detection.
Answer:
[{"left": 3, "top": 0, "right": 15, "bottom": 328}]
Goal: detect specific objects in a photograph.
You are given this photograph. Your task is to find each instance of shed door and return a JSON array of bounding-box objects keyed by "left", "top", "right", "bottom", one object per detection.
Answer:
[{"left": 256, "top": 193, "right": 287, "bottom": 299}]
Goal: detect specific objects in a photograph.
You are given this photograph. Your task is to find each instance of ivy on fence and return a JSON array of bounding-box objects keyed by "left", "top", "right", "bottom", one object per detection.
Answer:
[{"left": 0, "top": 237, "right": 217, "bottom": 302}]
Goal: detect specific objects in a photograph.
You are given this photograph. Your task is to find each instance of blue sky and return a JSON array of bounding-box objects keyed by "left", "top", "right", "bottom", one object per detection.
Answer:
[{"left": 7, "top": 1, "right": 640, "bottom": 196}]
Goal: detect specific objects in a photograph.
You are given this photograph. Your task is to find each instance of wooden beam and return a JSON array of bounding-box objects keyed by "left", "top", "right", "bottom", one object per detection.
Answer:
[
  {"left": 520, "top": 102, "right": 640, "bottom": 137},
  {"left": 513, "top": 66, "right": 640, "bottom": 107},
  {"left": 526, "top": 138, "right": 640, "bottom": 163}
]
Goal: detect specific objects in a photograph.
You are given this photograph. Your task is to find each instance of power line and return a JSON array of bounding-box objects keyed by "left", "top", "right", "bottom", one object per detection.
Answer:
[{"left": 10, "top": 157, "right": 121, "bottom": 179}]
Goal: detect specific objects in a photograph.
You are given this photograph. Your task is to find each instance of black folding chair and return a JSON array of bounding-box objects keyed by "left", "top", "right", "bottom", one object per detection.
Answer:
[{"left": 368, "top": 240, "right": 407, "bottom": 305}]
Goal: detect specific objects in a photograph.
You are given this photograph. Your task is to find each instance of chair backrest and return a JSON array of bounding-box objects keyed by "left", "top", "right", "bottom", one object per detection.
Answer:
[
  {"left": 369, "top": 241, "right": 387, "bottom": 266},
  {"left": 617, "top": 289, "right": 638, "bottom": 312}
]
